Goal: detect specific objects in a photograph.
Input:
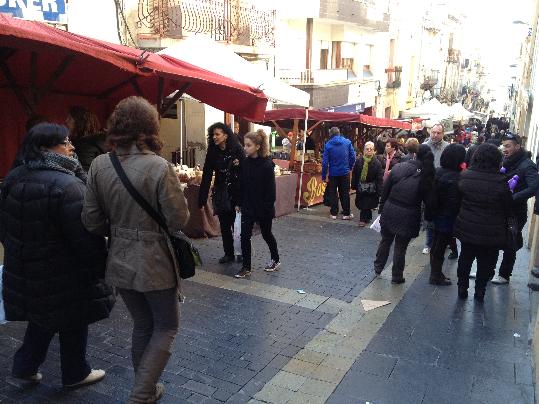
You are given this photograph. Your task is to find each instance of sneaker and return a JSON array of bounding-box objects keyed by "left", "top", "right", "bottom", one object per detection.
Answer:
[
  {"left": 330, "top": 215, "right": 337, "bottom": 220},
  {"left": 358, "top": 221, "right": 367, "bottom": 227},
  {"left": 491, "top": 275, "right": 509, "bottom": 285},
  {"left": 264, "top": 260, "right": 281, "bottom": 272},
  {"left": 422, "top": 247, "right": 430, "bottom": 255},
  {"left": 342, "top": 215, "right": 352, "bottom": 220},
  {"left": 219, "top": 255, "right": 235, "bottom": 264},
  {"left": 469, "top": 272, "right": 477, "bottom": 279},
  {"left": 234, "top": 269, "right": 251, "bottom": 278},
  {"left": 64, "top": 369, "right": 105, "bottom": 388},
  {"left": 429, "top": 277, "right": 452, "bottom": 286},
  {"left": 447, "top": 252, "right": 458, "bottom": 260},
  {"left": 12, "top": 373, "right": 42, "bottom": 383}
]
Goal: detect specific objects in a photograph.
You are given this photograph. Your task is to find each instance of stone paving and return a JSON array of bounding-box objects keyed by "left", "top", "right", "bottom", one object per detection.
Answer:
[{"left": 0, "top": 205, "right": 537, "bottom": 404}]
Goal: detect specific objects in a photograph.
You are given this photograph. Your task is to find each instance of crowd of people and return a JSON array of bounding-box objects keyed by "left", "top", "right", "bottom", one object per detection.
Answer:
[
  {"left": 321, "top": 120, "right": 539, "bottom": 301},
  {"left": 0, "top": 97, "right": 280, "bottom": 403}
]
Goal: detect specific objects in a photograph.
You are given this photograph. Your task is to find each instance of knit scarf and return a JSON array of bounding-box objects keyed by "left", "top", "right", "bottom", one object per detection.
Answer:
[
  {"left": 361, "top": 155, "right": 373, "bottom": 182},
  {"left": 26, "top": 151, "right": 80, "bottom": 176}
]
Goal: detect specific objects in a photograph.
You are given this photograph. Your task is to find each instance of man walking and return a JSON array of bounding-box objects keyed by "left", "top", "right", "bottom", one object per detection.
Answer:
[
  {"left": 322, "top": 127, "right": 356, "bottom": 220},
  {"left": 423, "top": 123, "right": 449, "bottom": 254},
  {"left": 493, "top": 133, "right": 539, "bottom": 284}
]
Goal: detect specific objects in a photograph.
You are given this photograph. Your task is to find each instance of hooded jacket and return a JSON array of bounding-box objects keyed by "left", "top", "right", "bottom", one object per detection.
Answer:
[
  {"left": 321, "top": 135, "right": 356, "bottom": 180},
  {"left": 198, "top": 133, "right": 244, "bottom": 210}
]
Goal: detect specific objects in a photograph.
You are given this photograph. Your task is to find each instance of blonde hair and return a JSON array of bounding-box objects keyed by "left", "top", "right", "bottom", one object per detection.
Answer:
[
  {"left": 364, "top": 141, "right": 375, "bottom": 150},
  {"left": 244, "top": 129, "right": 270, "bottom": 158}
]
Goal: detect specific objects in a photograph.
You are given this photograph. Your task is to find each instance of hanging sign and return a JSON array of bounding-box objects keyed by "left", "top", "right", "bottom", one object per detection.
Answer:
[{"left": 0, "top": 0, "right": 67, "bottom": 24}]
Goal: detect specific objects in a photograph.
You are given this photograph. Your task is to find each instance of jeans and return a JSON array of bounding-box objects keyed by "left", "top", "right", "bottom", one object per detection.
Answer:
[
  {"left": 328, "top": 175, "right": 351, "bottom": 216},
  {"left": 359, "top": 209, "right": 373, "bottom": 223},
  {"left": 218, "top": 211, "right": 236, "bottom": 257},
  {"left": 241, "top": 215, "right": 279, "bottom": 270},
  {"left": 430, "top": 231, "right": 452, "bottom": 280},
  {"left": 118, "top": 288, "right": 180, "bottom": 404},
  {"left": 457, "top": 243, "right": 499, "bottom": 293},
  {"left": 374, "top": 228, "right": 412, "bottom": 278},
  {"left": 12, "top": 323, "right": 91, "bottom": 385}
]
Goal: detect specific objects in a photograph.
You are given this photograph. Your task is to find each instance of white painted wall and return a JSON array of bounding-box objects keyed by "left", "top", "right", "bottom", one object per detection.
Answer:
[{"left": 67, "top": 0, "right": 119, "bottom": 43}]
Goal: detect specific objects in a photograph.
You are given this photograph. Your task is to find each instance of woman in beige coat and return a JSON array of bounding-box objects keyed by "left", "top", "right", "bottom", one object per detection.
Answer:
[{"left": 82, "top": 96, "right": 189, "bottom": 403}]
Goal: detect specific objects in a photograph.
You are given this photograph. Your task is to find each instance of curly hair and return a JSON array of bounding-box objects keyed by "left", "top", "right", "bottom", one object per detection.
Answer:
[
  {"left": 470, "top": 143, "right": 502, "bottom": 172},
  {"left": 68, "top": 106, "right": 102, "bottom": 141},
  {"left": 206, "top": 122, "right": 236, "bottom": 146},
  {"left": 244, "top": 129, "right": 270, "bottom": 158},
  {"left": 107, "top": 96, "right": 163, "bottom": 153}
]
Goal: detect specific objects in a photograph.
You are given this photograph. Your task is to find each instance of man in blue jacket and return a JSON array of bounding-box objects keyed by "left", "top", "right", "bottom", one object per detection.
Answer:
[{"left": 322, "top": 127, "right": 356, "bottom": 220}]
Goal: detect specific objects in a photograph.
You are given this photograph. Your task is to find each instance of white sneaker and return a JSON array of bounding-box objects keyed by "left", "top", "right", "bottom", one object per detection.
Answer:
[
  {"left": 422, "top": 247, "right": 430, "bottom": 254},
  {"left": 13, "top": 373, "right": 42, "bottom": 383},
  {"left": 469, "top": 272, "right": 477, "bottom": 279},
  {"left": 342, "top": 215, "right": 352, "bottom": 220},
  {"left": 491, "top": 275, "right": 509, "bottom": 285},
  {"left": 330, "top": 215, "right": 337, "bottom": 220},
  {"left": 64, "top": 369, "right": 105, "bottom": 388}
]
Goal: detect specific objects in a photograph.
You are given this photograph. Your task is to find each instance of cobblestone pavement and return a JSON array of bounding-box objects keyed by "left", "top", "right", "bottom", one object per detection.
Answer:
[{"left": 0, "top": 205, "right": 536, "bottom": 403}]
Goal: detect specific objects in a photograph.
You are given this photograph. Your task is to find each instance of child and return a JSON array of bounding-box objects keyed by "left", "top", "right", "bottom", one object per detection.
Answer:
[{"left": 235, "top": 129, "right": 280, "bottom": 278}]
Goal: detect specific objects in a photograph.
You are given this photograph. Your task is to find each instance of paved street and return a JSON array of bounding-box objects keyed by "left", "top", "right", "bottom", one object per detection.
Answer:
[{"left": 0, "top": 206, "right": 537, "bottom": 404}]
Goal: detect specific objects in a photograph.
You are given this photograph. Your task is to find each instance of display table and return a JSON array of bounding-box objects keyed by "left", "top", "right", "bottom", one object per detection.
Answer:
[{"left": 275, "top": 173, "right": 298, "bottom": 217}]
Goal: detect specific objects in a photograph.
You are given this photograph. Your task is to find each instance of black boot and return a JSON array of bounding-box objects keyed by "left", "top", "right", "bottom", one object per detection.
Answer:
[
  {"left": 430, "top": 276, "right": 452, "bottom": 286},
  {"left": 391, "top": 277, "right": 405, "bottom": 284}
]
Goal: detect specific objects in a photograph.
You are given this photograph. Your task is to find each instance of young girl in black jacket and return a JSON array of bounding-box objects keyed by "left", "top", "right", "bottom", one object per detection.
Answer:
[{"left": 235, "top": 129, "right": 280, "bottom": 278}]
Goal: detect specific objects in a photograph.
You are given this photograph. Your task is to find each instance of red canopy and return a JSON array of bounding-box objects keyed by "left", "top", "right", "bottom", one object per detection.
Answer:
[
  {"left": 260, "top": 108, "right": 412, "bottom": 130},
  {"left": 0, "top": 15, "right": 268, "bottom": 176}
]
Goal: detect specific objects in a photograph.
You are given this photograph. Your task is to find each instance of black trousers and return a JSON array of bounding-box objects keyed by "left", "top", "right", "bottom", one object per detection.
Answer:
[
  {"left": 374, "top": 228, "right": 412, "bottom": 278},
  {"left": 457, "top": 242, "right": 499, "bottom": 292},
  {"left": 328, "top": 175, "right": 351, "bottom": 216},
  {"left": 218, "top": 211, "right": 236, "bottom": 257},
  {"left": 12, "top": 322, "right": 91, "bottom": 385},
  {"left": 430, "top": 231, "right": 453, "bottom": 280},
  {"left": 241, "top": 215, "right": 279, "bottom": 270},
  {"left": 360, "top": 209, "right": 373, "bottom": 223}
]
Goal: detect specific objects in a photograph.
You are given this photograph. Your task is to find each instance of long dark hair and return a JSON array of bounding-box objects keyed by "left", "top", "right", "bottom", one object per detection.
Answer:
[
  {"left": 23, "top": 123, "right": 69, "bottom": 161},
  {"left": 470, "top": 143, "right": 502, "bottom": 172},
  {"left": 207, "top": 122, "right": 239, "bottom": 149},
  {"left": 416, "top": 144, "right": 435, "bottom": 195},
  {"left": 68, "top": 106, "right": 101, "bottom": 141}
]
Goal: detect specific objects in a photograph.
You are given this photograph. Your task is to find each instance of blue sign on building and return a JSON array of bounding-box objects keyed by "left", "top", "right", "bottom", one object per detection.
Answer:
[
  {"left": 0, "top": 0, "right": 67, "bottom": 24},
  {"left": 321, "top": 103, "right": 366, "bottom": 114}
]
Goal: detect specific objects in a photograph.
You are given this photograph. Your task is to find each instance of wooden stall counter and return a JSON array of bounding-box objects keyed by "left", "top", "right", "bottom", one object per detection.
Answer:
[{"left": 275, "top": 173, "right": 298, "bottom": 217}]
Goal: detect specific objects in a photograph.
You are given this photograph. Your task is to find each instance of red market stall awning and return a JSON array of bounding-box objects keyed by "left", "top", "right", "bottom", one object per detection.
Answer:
[
  {"left": 0, "top": 15, "right": 268, "bottom": 177},
  {"left": 260, "top": 108, "right": 411, "bottom": 130}
]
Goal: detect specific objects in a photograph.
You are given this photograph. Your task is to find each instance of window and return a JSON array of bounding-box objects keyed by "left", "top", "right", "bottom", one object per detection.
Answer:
[
  {"left": 320, "top": 49, "right": 328, "bottom": 70},
  {"left": 332, "top": 41, "right": 342, "bottom": 69},
  {"left": 342, "top": 58, "right": 354, "bottom": 70}
]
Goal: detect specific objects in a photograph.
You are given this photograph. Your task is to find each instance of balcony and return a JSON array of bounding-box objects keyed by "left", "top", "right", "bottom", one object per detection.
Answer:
[
  {"left": 385, "top": 65, "right": 402, "bottom": 89},
  {"left": 420, "top": 69, "right": 439, "bottom": 91},
  {"left": 137, "top": 0, "right": 276, "bottom": 47},
  {"left": 319, "top": 0, "right": 390, "bottom": 32},
  {"left": 447, "top": 48, "right": 460, "bottom": 64},
  {"left": 278, "top": 68, "right": 352, "bottom": 85}
]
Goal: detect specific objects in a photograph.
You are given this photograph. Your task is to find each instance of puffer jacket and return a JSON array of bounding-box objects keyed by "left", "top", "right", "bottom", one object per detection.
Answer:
[
  {"left": 428, "top": 167, "right": 461, "bottom": 234},
  {"left": 454, "top": 168, "right": 512, "bottom": 248},
  {"left": 198, "top": 134, "right": 244, "bottom": 211},
  {"left": 82, "top": 144, "right": 190, "bottom": 293},
  {"left": 379, "top": 160, "right": 426, "bottom": 239},
  {"left": 0, "top": 166, "right": 114, "bottom": 332},
  {"left": 321, "top": 135, "right": 356, "bottom": 180}
]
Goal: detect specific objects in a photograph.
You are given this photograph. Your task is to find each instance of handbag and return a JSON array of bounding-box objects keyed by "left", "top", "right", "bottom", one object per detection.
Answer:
[
  {"left": 359, "top": 182, "right": 377, "bottom": 194},
  {"left": 323, "top": 184, "right": 332, "bottom": 207},
  {"left": 506, "top": 215, "right": 522, "bottom": 251},
  {"left": 109, "top": 152, "right": 201, "bottom": 279},
  {"left": 211, "top": 181, "right": 232, "bottom": 215}
]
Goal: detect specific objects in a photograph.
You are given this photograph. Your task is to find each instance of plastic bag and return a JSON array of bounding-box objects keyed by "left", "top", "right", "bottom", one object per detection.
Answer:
[
  {"left": 370, "top": 215, "right": 381, "bottom": 233},
  {"left": 233, "top": 212, "right": 242, "bottom": 256},
  {"left": 0, "top": 265, "right": 6, "bottom": 324}
]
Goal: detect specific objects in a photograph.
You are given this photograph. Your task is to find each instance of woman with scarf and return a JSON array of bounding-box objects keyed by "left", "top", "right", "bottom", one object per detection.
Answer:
[
  {"left": 0, "top": 123, "right": 114, "bottom": 388},
  {"left": 351, "top": 142, "right": 384, "bottom": 227},
  {"left": 378, "top": 138, "right": 403, "bottom": 180}
]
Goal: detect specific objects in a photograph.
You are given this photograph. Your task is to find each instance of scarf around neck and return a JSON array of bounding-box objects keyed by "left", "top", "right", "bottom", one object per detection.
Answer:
[
  {"left": 26, "top": 151, "right": 80, "bottom": 176},
  {"left": 361, "top": 155, "right": 373, "bottom": 182}
]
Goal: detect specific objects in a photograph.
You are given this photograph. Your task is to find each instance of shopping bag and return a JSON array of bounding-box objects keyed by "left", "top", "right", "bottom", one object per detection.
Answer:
[
  {"left": 233, "top": 212, "right": 242, "bottom": 256},
  {"left": 0, "top": 265, "right": 6, "bottom": 324},
  {"left": 370, "top": 215, "right": 381, "bottom": 233}
]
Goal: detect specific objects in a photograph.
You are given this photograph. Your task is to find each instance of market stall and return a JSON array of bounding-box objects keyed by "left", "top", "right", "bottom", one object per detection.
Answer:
[{"left": 259, "top": 109, "right": 412, "bottom": 207}]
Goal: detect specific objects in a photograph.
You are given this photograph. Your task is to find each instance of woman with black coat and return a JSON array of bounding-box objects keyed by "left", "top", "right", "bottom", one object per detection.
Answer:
[
  {"left": 426, "top": 144, "right": 466, "bottom": 286},
  {"left": 454, "top": 143, "right": 512, "bottom": 302},
  {"left": 0, "top": 123, "right": 114, "bottom": 387},
  {"left": 373, "top": 145, "right": 435, "bottom": 284},
  {"left": 351, "top": 141, "right": 383, "bottom": 227},
  {"left": 199, "top": 122, "right": 245, "bottom": 264},
  {"left": 235, "top": 129, "right": 280, "bottom": 278}
]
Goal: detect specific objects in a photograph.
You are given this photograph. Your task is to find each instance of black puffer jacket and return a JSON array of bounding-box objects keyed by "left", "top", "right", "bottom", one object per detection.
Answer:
[
  {"left": 379, "top": 160, "right": 426, "bottom": 239},
  {"left": 502, "top": 149, "right": 539, "bottom": 226},
  {"left": 454, "top": 168, "right": 512, "bottom": 248},
  {"left": 427, "top": 167, "right": 461, "bottom": 234},
  {"left": 240, "top": 157, "right": 276, "bottom": 219},
  {"left": 0, "top": 166, "right": 114, "bottom": 332},
  {"left": 351, "top": 156, "right": 383, "bottom": 210},
  {"left": 198, "top": 134, "right": 244, "bottom": 211}
]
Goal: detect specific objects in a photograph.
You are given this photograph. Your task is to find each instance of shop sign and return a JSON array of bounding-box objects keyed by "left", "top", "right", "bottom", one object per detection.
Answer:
[
  {"left": 321, "top": 103, "right": 365, "bottom": 114},
  {"left": 301, "top": 175, "right": 326, "bottom": 207},
  {"left": 0, "top": 0, "right": 67, "bottom": 24}
]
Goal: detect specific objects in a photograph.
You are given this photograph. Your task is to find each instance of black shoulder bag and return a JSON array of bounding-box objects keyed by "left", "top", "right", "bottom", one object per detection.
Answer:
[{"left": 109, "top": 152, "right": 200, "bottom": 279}]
